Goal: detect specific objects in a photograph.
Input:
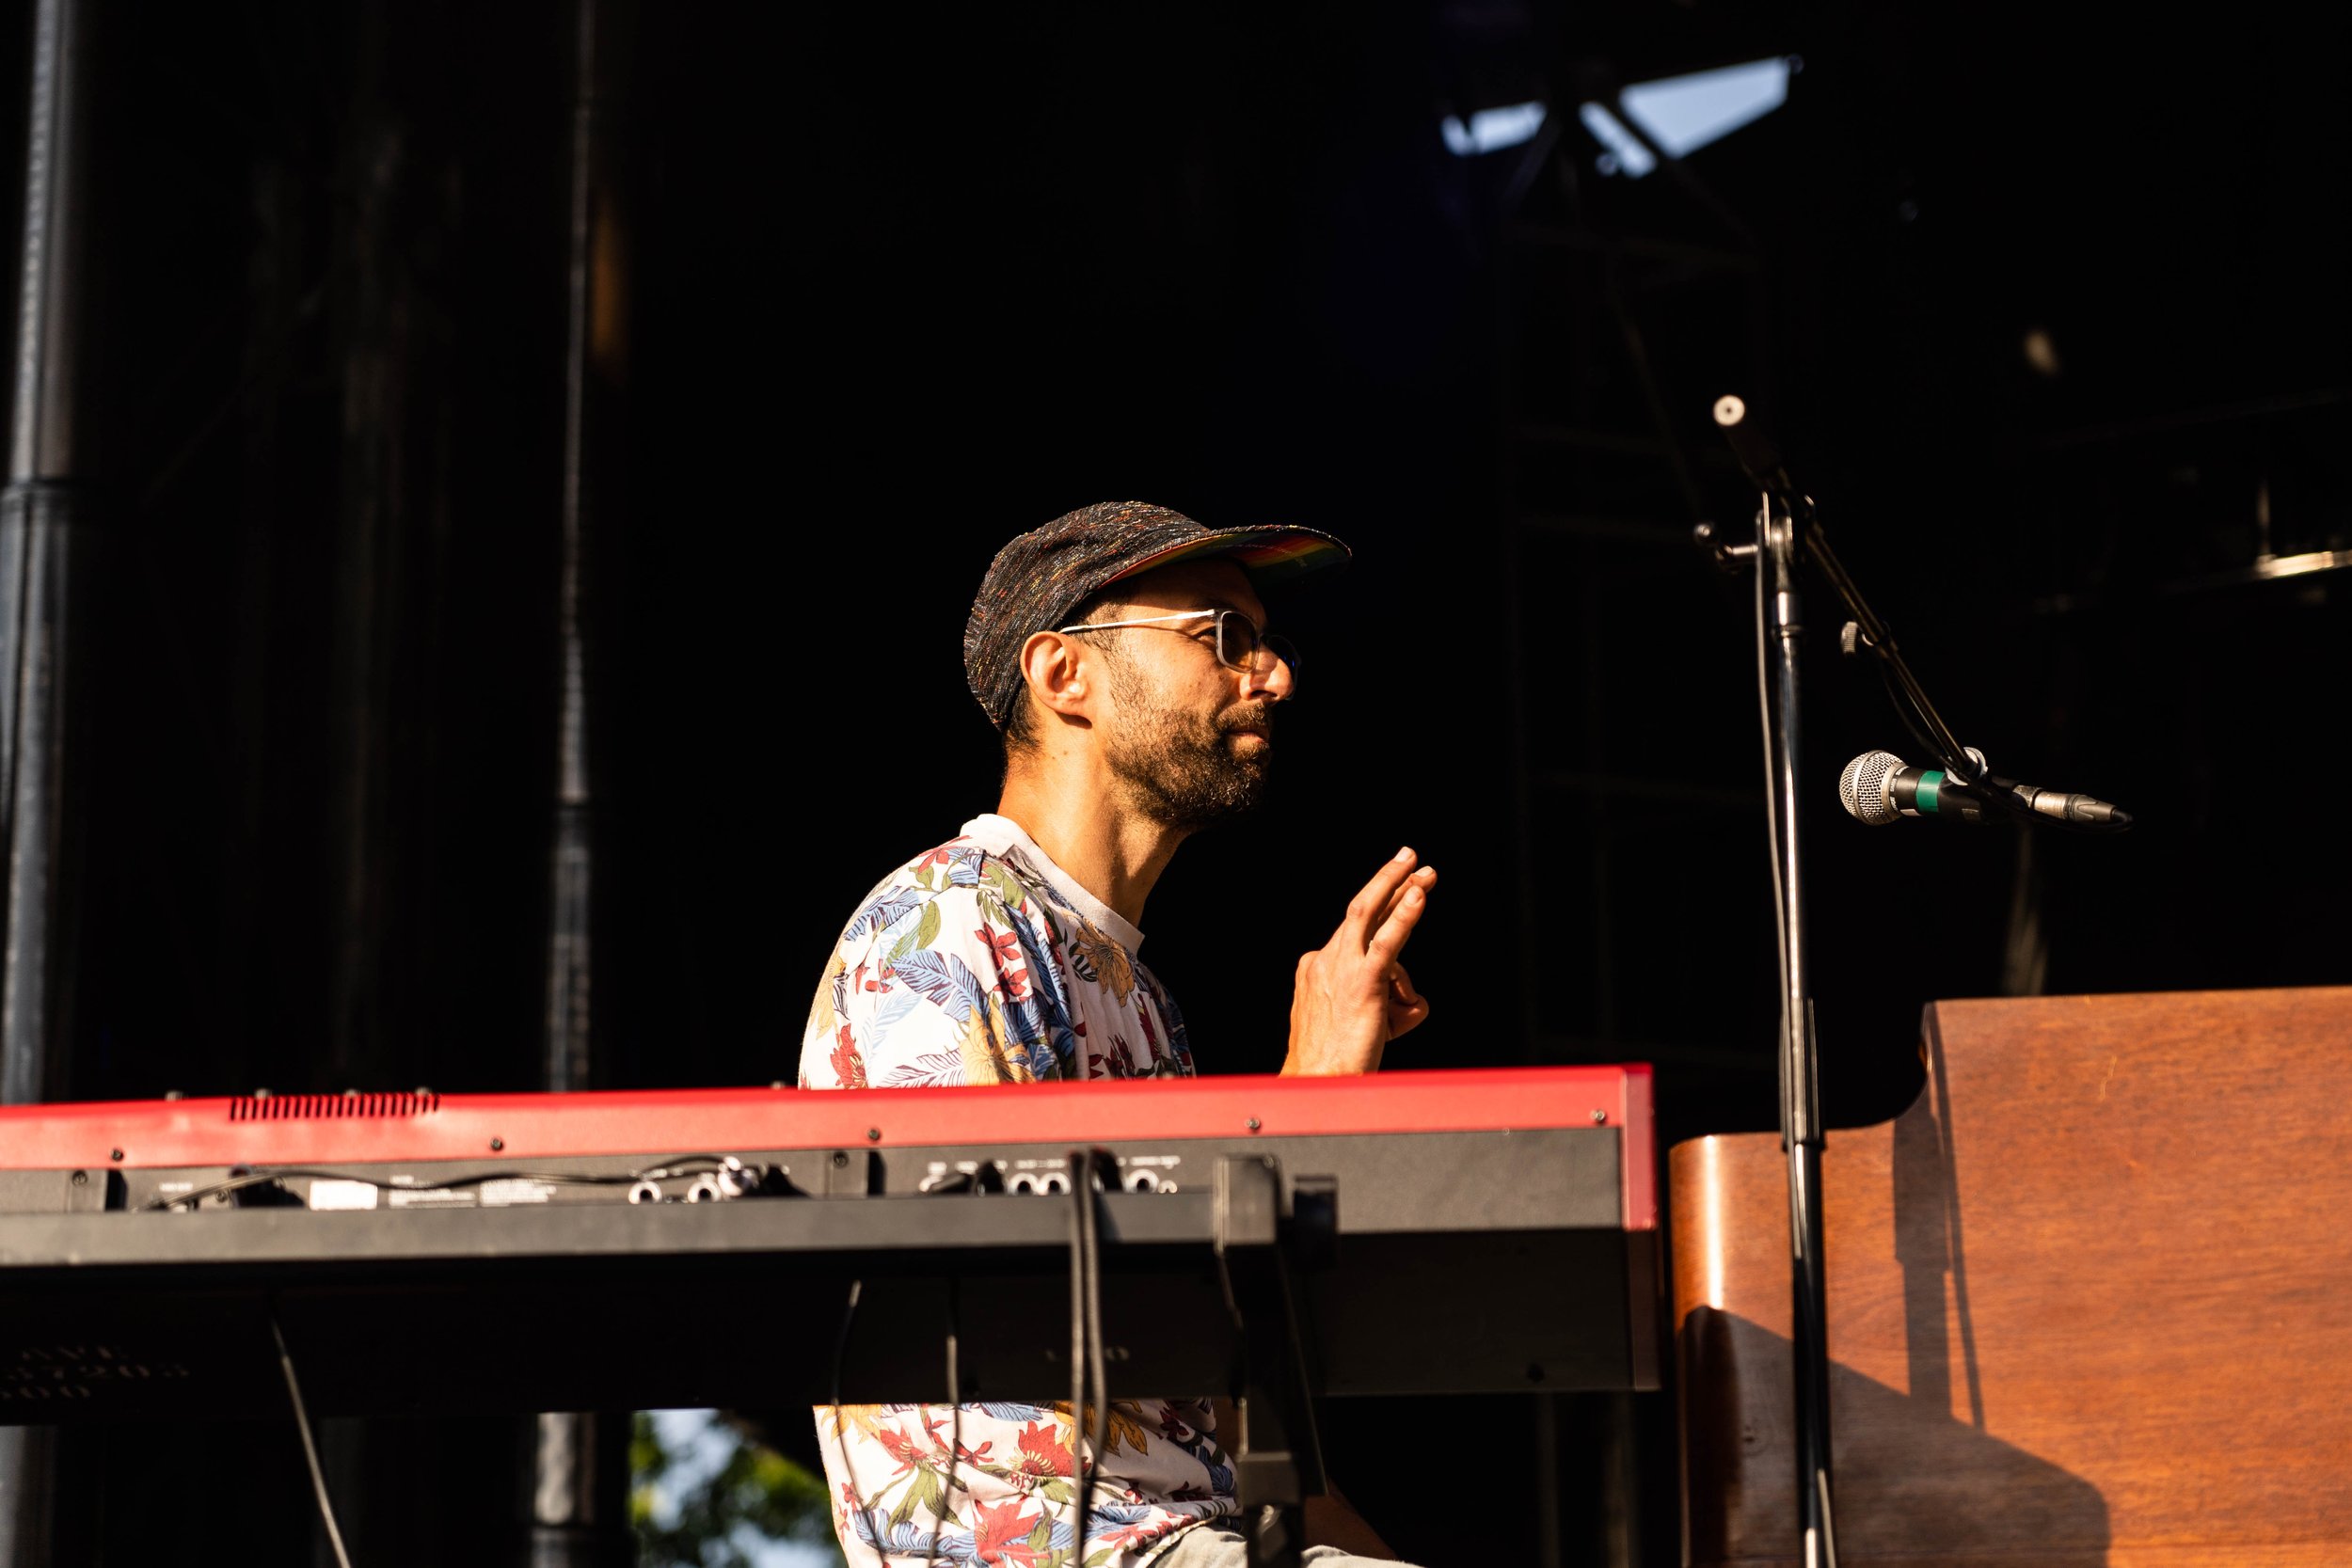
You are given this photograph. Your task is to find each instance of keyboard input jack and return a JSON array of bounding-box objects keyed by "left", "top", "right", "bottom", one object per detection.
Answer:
[{"left": 628, "top": 1180, "right": 662, "bottom": 1204}]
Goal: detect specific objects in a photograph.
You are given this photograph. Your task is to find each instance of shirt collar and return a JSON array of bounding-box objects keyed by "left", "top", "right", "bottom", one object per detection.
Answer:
[{"left": 960, "top": 813, "right": 1146, "bottom": 954}]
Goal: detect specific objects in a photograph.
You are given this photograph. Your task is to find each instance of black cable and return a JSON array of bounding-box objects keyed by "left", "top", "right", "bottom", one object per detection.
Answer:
[
  {"left": 1875, "top": 658, "right": 1967, "bottom": 778},
  {"left": 926, "top": 1278, "right": 963, "bottom": 1568},
  {"left": 1268, "top": 1255, "right": 1326, "bottom": 1509},
  {"left": 143, "top": 1154, "right": 753, "bottom": 1212},
  {"left": 1064, "top": 1152, "right": 1089, "bottom": 1562},
  {"left": 1075, "top": 1152, "right": 1109, "bottom": 1560},
  {"left": 269, "top": 1307, "right": 355, "bottom": 1568},
  {"left": 1754, "top": 497, "right": 1795, "bottom": 1109},
  {"left": 829, "top": 1280, "right": 880, "bottom": 1559}
]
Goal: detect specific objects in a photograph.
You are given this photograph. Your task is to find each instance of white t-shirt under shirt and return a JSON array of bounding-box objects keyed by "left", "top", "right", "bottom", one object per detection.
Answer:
[{"left": 799, "top": 815, "right": 1236, "bottom": 1565}]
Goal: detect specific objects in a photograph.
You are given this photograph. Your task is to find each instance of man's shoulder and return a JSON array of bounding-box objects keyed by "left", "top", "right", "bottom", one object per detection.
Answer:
[
  {"left": 805, "top": 830, "right": 1076, "bottom": 1090},
  {"left": 832, "top": 832, "right": 1049, "bottom": 945}
]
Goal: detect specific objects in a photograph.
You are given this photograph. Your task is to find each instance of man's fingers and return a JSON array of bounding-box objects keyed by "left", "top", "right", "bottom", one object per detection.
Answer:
[
  {"left": 1343, "top": 848, "right": 1422, "bottom": 942},
  {"left": 1386, "top": 965, "right": 1430, "bottom": 1040},
  {"left": 1364, "top": 879, "right": 1430, "bottom": 967},
  {"left": 1375, "top": 865, "right": 1438, "bottom": 928}
]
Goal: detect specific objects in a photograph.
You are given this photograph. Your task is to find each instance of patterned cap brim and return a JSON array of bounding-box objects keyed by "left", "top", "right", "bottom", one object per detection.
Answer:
[{"left": 1101, "top": 526, "right": 1351, "bottom": 587}]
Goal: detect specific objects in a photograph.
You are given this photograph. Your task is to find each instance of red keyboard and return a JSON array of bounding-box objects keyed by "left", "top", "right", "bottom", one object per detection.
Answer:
[{"left": 0, "top": 1065, "right": 1658, "bottom": 1423}]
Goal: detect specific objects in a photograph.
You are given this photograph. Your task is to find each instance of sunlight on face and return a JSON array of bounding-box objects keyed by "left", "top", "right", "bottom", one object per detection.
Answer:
[{"left": 1089, "top": 561, "right": 1282, "bottom": 832}]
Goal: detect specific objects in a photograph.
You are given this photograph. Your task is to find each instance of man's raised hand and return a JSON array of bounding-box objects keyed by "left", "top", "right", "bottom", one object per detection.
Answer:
[{"left": 1282, "top": 847, "right": 1438, "bottom": 1077}]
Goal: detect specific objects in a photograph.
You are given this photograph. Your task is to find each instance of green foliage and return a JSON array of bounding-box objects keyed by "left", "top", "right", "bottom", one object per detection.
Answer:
[{"left": 631, "top": 1411, "right": 844, "bottom": 1568}]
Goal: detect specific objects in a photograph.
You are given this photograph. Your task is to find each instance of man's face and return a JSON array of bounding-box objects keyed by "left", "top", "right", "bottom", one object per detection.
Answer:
[{"left": 1089, "top": 560, "right": 1295, "bottom": 832}]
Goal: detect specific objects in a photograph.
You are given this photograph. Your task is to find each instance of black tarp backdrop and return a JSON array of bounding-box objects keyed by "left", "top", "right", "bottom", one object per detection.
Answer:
[{"left": 1, "top": 1, "right": 2344, "bottom": 1562}]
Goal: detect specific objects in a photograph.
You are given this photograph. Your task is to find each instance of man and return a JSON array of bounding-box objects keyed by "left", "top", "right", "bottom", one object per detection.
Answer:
[{"left": 801, "top": 501, "right": 1435, "bottom": 1566}]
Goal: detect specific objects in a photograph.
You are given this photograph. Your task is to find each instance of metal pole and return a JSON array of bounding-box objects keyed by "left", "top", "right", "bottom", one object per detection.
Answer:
[
  {"left": 532, "top": 0, "right": 630, "bottom": 1558},
  {"left": 531, "top": 1411, "right": 626, "bottom": 1568},
  {"left": 2, "top": 0, "right": 88, "bottom": 1098},
  {"left": 1756, "top": 501, "right": 1838, "bottom": 1567},
  {"left": 544, "top": 0, "right": 601, "bottom": 1101},
  {"left": 0, "top": 0, "right": 94, "bottom": 1559}
]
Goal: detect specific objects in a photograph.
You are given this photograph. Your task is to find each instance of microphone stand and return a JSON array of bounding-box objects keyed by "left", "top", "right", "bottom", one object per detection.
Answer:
[
  {"left": 1697, "top": 397, "right": 1950, "bottom": 1568},
  {"left": 1698, "top": 393, "right": 2132, "bottom": 1568},
  {"left": 1738, "top": 489, "right": 1841, "bottom": 1568}
]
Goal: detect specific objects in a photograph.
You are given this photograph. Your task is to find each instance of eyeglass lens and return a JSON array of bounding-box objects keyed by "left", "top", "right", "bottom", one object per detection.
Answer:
[{"left": 1215, "top": 610, "right": 1299, "bottom": 685}]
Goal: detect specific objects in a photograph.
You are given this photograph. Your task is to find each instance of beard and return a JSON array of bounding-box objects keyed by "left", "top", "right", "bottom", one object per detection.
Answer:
[{"left": 1104, "top": 673, "right": 1276, "bottom": 832}]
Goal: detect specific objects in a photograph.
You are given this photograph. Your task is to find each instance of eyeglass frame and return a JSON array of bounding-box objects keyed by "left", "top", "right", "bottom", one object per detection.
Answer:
[{"left": 1055, "top": 609, "right": 1300, "bottom": 686}]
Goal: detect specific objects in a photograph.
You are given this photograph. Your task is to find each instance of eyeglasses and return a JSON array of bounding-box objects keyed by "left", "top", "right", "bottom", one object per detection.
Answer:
[{"left": 1057, "top": 609, "right": 1300, "bottom": 689}]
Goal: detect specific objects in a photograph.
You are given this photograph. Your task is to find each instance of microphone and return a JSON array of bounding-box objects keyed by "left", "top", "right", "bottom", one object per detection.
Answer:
[
  {"left": 1839, "top": 748, "right": 1990, "bottom": 825},
  {"left": 1839, "top": 750, "right": 2133, "bottom": 829}
]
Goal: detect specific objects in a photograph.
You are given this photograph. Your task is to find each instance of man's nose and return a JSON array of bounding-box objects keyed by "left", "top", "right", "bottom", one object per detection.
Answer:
[{"left": 1248, "top": 655, "right": 1295, "bottom": 702}]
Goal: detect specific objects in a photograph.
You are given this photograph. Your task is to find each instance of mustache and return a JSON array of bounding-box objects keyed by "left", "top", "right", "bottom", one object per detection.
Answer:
[{"left": 1216, "top": 704, "right": 1277, "bottom": 736}]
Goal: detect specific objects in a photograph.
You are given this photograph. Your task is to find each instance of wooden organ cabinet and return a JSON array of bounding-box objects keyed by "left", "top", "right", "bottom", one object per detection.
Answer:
[{"left": 1672, "top": 988, "right": 2352, "bottom": 1567}]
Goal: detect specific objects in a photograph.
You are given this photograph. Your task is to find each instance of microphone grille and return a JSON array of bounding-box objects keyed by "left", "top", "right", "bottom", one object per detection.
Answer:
[{"left": 1839, "top": 751, "right": 1906, "bottom": 826}]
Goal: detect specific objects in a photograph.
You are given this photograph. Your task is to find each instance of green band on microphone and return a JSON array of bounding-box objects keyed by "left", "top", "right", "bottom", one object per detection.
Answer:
[{"left": 1917, "top": 770, "right": 1945, "bottom": 814}]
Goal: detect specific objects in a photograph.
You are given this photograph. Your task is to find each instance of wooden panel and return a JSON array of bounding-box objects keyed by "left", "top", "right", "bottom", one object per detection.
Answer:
[{"left": 1673, "top": 987, "right": 2352, "bottom": 1567}]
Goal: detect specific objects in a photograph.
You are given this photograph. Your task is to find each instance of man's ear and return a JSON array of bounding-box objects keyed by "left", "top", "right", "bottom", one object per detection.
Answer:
[{"left": 1016, "top": 629, "right": 1097, "bottom": 727}]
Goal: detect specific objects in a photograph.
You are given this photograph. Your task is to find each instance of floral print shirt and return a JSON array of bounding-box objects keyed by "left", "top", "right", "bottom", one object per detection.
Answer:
[{"left": 799, "top": 815, "right": 1235, "bottom": 1565}]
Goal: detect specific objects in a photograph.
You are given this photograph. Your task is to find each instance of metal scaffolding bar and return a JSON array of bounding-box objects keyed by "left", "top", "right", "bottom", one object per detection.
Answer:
[
  {"left": 533, "top": 0, "right": 634, "bottom": 1558},
  {"left": 0, "top": 0, "right": 95, "bottom": 1560}
]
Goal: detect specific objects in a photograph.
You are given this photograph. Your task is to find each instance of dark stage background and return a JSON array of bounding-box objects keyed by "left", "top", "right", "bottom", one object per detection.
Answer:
[{"left": 1, "top": 1, "right": 2344, "bottom": 1563}]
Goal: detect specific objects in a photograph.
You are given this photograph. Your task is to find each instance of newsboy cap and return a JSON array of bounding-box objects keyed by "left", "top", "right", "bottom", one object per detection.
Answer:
[{"left": 962, "top": 500, "right": 1349, "bottom": 729}]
